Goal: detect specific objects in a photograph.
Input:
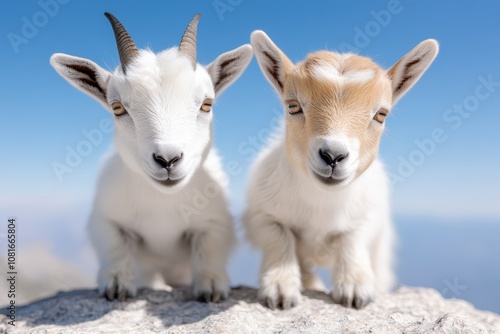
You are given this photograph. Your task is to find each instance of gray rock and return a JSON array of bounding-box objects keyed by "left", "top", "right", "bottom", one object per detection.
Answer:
[{"left": 1, "top": 286, "right": 499, "bottom": 333}]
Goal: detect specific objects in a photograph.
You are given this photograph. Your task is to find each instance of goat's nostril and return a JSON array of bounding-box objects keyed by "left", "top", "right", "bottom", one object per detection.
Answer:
[
  {"left": 168, "top": 153, "right": 183, "bottom": 166},
  {"left": 319, "top": 149, "right": 348, "bottom": 168},
  {"left": 153, "top": 153, "right": 183, "bottom": 170},
  {"left": 153, "top": 153, "right": 168, "bottom": 169},
  {"left": 334, "top": 154, "right": 347, "bottom": 165},
  {"left": 319, "top": 149, "right": 334, "bottom": 166}
]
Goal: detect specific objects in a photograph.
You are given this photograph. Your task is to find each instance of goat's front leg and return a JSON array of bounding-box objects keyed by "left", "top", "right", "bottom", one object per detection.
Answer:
[
  {"left": 331, "top": 229, "right": 375, "bottom": 309},
  {"left": 248, "top": 216, "right": 301, "bottom": 310},
  {"left": 88, "top": 212, "right": 137, "bottom": 301},
  {"left": 190, "top": 222, "right": 234, "bottom": 303}
]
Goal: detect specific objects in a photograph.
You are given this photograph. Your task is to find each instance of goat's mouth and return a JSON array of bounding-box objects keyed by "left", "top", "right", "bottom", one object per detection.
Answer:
[
  {"left": 151, "top": 176, "right": 184, "bottom": 187},
  {"left": 312, "top": 171, "right": 346, "bottom": 186}
]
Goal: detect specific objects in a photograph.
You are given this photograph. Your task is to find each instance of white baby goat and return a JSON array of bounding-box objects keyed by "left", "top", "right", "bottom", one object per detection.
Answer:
[
  {"left": 246, "top": 31, "right": 438, "bottom": 309},
  {"left": 50, "top": 13, "right": 252, "bottom": 302}
]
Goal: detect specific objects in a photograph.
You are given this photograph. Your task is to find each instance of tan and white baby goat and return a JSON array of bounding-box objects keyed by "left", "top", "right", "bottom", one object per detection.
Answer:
[
  {"left": 51, "top": 13, "right": 252, "bottom": 302},
  {"left": 246, "top": 31, "right": 438, "bottom": 309}
]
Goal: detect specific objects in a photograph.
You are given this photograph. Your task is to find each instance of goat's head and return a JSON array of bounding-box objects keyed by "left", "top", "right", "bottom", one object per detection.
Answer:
[
  {"left": 251, "top": 31, "right": 438, "bottom": 188},
  {"left": 51, "top": 13, "right": 252, "bottom": 193}
]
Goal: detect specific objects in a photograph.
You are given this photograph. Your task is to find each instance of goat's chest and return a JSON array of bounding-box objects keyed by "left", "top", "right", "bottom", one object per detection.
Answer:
[
  {"left": 99, "top": 187, "right": 193, "bottom": 256},
  {"left": 279, "top": 199, "right": 354, "bottom": 235},
  {"left": 264, "top": 182, "right": 359, "bottom": 235},
  {"left": 128, "top": 203, "right": 188, "bottom": 255}
]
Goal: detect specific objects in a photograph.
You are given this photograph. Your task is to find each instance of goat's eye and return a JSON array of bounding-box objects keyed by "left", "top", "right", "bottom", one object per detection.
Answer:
[
  {"left": 200, "top": 98, "right": 213, "bottom": 112},
  {"left": 287, "top": 100, "right": 303, "bottom": 114},
  {"left": 111, "top": 101, "right": 127, "bottom": 116},
  {"left": 373, "top": 107, "right": 388, "bottom": 123}
]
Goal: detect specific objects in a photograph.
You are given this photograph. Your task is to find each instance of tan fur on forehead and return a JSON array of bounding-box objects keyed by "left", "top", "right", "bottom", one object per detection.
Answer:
[
  {"left": 303, "top": 51, "right": 380, "bottom": 74},
  {"left": 286, "top": 52, "right": 389, "bottom": 98},
  {"left": 285, "top": 52, "right": 391, "bottom": 128}
]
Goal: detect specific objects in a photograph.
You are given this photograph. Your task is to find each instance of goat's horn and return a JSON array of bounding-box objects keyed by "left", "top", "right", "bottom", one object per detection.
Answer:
[
  {"left": 179, "top": 14, "right": 201, "bottom": 70},
  {"left": 104, "top": 12, "right": 138, "bottom": 74}
]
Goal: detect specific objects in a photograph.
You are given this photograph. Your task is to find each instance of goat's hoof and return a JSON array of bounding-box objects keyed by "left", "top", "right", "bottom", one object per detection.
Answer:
[
  {"left": 193, "top": 276, "right": 229, "bottom": 303},
  {"left": 195, "top": 290, "right": 224, "bottom": 303},
  {"left": 98, "top": 276, "right": 136, "bottom": 302},
  {"left": 264, "top": 293, "right": 301, "bottom": 310},
  {"left": 259, "top": 284, "right": 301, "bottom": 310},
  {"left": 332, "top": 282, "right": 374, "bottom": 309}
]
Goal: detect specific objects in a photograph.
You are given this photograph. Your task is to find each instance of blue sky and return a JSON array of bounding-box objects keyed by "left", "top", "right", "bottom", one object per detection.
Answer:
[{"left": 1, "top": 0, "right": 499, "bottom": 311}]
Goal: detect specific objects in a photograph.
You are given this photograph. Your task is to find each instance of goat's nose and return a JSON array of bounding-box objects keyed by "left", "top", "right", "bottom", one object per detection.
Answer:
[
  {"left": 153, "top": 152, "right": 183, "bottom": 170},
  {"left": 319, "top": 149, "right": 348, "bottom": 168}
]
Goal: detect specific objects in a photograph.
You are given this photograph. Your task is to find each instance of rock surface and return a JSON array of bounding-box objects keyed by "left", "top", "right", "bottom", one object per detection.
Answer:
[{"left": 1, "top": 286, "right": 499, "bottom": 333}]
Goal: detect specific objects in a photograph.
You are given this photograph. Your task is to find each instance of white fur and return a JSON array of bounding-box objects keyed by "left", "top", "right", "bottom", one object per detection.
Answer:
[
  {"left": 50, "top": 19, "right": 252, "bottom": 302},
  {"left": 312, "top": 62, "right": 374, "bottom": 84},
  {"left": 247, "top": 30, "right": 438, "bottom": 309}
]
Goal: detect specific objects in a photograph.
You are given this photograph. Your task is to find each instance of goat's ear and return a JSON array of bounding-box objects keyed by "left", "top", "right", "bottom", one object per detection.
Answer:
[
  {"left": 206, "top": 44, "right": 253, "bottom": 98},
  {"left": 388, "top": 39, "right": 439, "bottom": 104},
  {"left": 250, "top": 30, "right": 293, "bottom": 96},
  {"left": 50, "top": 53, "right": 111, "bottom": 108}
]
